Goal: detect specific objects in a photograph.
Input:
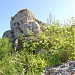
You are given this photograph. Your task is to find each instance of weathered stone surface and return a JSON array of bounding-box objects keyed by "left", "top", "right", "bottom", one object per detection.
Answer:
[
  {"left": 42, "top": 61, "right": 75, "bottom": 75},
  {"left": 3, "top": 30, "right": 14, "bottom": 42},
  {"left": 3, "top": 8, "right": 43, "bottom": 41},
  {"left": 10, "top": 8, "right": 35, "bottom": 25}
]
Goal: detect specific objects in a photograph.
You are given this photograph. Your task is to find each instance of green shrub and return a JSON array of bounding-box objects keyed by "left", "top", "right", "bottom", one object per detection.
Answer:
[
  {"left": 0, "top": 38, "right": 12, "bottom": 60},
  {"left": 0, "top": 24, "right": 75, "bottom": 75}
]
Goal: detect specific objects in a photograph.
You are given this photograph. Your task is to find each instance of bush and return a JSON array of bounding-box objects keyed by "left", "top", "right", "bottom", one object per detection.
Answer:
[
  {"left": 0, "top": 38, "right": 12, "bottom": 60},
  {"left": 0, "top": 24, "right": 75, "bottom": 75}
]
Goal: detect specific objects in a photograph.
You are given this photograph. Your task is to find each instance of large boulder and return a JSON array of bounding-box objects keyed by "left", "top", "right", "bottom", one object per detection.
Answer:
[{"left": 3, "top": 8, "right": 43, "bottom": 42}]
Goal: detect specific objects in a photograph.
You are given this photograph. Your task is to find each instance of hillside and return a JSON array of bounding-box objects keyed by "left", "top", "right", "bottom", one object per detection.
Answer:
[{"left": 0, "top": 9, "right": 75, "bottom": 75}]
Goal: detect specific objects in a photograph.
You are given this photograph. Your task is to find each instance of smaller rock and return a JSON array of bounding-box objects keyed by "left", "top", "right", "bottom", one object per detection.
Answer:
[
  {"left": 3, "top": 30, "right": 14, "bottom": 42},
  {"left": 44, "top": 61, "right": 75, "bottom": 75}
]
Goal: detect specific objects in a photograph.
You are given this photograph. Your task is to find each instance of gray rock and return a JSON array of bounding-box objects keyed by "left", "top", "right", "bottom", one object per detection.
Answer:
[
  {"left": 3, "top": 30, "right": 14, "bottom": 42},
  {"left": 42, "top": 61, "right": 75, "bottom": 75},
  {"left": 3, "top": 8, "right": 43, "bottom": 41}
]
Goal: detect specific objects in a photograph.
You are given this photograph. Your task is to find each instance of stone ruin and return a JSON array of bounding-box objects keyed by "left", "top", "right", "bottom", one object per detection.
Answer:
[{"left": 3, "top": 8, "right": 44, "bottom": 42}]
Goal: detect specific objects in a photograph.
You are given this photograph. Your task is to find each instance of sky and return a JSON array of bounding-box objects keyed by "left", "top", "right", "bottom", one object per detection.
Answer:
[{"left": 0, "top": 0, "right": 74, "bottom": 38}]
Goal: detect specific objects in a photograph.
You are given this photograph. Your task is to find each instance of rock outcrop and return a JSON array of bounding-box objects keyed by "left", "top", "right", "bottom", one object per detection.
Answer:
[
  {"left": 3, "top": 8, "right": 44, "bottom": 42},
  {"left": 42, "top": 61, "right": 75, "bottom": 75}
]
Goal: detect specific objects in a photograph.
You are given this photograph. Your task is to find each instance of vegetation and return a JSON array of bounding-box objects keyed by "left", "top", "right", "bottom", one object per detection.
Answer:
[{"left": 0, "top": 24, "right": 75, "bottom": 75}]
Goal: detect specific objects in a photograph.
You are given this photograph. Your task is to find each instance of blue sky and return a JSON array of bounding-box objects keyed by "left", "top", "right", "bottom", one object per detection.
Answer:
[{"left": 0, "top": 0, "right": 74, "bottom": 37}]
